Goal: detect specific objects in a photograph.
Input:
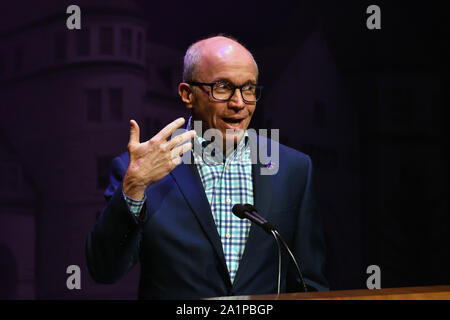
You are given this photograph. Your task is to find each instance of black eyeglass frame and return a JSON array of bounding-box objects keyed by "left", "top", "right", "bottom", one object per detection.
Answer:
[{"left": 188, "top": 81, "right": 263, "bottom": 103}]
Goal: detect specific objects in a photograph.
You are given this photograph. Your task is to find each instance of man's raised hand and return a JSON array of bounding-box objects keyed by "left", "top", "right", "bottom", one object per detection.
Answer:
[{"left": 122, "top": 117, "right": 195, "bottom": 200}]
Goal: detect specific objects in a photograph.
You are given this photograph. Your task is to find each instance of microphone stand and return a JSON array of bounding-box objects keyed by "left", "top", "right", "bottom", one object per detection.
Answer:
[
  {"left": 273, "top": 230, "right": 307, "bottom": 293},
  {"left": 232, "top": 204, "right": 308, "bottom": 293},
  {"left": 270, "top": 230, "right": 282, "bottom": 295}
]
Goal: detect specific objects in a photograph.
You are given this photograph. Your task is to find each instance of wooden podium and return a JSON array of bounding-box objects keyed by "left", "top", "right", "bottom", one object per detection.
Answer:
[{"left": 207, "top": 285, "right": 450, "bottom": 300}]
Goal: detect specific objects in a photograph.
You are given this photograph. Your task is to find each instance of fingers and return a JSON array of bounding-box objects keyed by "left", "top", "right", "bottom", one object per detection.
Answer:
[
  {"left": 166, "top": 130, "right": 196, "bottom": 150},
  {"left": 170, "top": 141, "right": 193, "bottom": 160},
  {"left": 170, "top": 142, "right": 192, "bottom": 166},
  {"left": 154, "top": 117, "right": 186, "bottom": 142},
  {"left": 128, "top": 119, "right": 140, "bottom": 147},
  {"left": 171, "top": 156, "right": 183, "bottom": 166}
]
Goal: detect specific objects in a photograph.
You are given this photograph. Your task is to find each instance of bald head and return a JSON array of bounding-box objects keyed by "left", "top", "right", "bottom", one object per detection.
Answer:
[
  {"left": 178, "top": 35, "right": 259, "bottom": 152},
  {"left": 182, "top": 35, "right": 258, "bottom": 83}
]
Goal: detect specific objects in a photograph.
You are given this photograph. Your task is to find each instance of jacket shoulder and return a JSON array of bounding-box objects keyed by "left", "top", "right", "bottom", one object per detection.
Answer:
[{"left": 259, "top": 135, "right": 312, "bottom": 172}]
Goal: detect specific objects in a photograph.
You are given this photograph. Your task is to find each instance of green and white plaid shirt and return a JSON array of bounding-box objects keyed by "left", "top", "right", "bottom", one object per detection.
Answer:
[{"left": 192, "top": 130, "right": 253, "bottom": 283}]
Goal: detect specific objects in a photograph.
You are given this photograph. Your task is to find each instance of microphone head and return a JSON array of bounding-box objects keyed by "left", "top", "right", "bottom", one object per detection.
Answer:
[
  {"left": 243, "top": 203, "right": 256, "bottom": 212},
  {"left": 232, "top": 204, "right": 246, "bottom": 219}
]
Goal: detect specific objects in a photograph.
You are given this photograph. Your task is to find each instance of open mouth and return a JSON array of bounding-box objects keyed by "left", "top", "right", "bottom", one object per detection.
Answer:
[{"left": 222, "top": 117, "right": 244, "bottom": 126}]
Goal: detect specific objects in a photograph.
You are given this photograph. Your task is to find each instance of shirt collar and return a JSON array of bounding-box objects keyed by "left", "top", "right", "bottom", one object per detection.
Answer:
[{"left": 187, "top": 116, "right": 250, "bottom": 164}]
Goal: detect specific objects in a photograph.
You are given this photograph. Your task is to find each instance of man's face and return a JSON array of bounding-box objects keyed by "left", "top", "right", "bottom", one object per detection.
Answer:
[{"left": 189, "top": 40, "right": 258, "bottom": 148}]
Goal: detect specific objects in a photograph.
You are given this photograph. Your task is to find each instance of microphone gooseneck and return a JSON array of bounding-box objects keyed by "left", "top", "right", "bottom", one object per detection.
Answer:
[
  {"left": 271, "top": 229, "right": 282, "bottom": 294},
  {"left": 273, "top": 230, "right": 307, "bottom": 292},
  {"left": 232, "top": 203, "right": 308, "bottom": 293}
]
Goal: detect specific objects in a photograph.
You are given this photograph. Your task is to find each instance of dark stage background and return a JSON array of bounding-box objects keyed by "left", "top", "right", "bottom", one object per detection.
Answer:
[{"left": 0, "top": 0, "right": 449, "bottom": 299}]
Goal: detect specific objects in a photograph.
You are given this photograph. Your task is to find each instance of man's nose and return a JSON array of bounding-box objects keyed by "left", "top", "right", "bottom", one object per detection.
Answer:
[{"left": 228, "top": 88, "right": 245, "bottom": 109}]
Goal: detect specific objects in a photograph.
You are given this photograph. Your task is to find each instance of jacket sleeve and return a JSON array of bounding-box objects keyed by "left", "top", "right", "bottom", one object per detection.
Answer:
[
  {"left": 85, "top": 155, "right": 145, "bottom": 284},
  {"left": 287, "top": 155, "right": 329, "bottom": 292}
]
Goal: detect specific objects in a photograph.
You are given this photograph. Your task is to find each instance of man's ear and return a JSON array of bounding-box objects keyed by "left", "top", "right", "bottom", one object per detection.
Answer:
[{"left": 178, "top": 83, "right": 194, "bottom": 110}]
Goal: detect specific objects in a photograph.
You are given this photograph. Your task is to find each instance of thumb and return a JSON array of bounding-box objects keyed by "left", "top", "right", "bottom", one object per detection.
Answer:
[{"left": 128, "top": 119, "right": 140, "bottom": 146}]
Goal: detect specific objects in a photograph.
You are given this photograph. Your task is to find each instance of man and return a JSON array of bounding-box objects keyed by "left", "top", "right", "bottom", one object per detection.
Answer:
[{"left": 86, "top": 35, "right": 328, "bottom": 299}]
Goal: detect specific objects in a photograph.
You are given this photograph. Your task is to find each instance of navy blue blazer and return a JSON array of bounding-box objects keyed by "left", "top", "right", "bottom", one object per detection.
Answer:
[{"left": 86, "top": 137, "right": 328, "bottom": 299}]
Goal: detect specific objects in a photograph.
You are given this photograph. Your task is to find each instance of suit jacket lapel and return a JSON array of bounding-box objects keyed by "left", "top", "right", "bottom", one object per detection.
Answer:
[
  {"left": 252, "top": 135, "right": 276, "bottom": 219},
  {"left": 170, "top": 163, "right": 231, "bottom": 286}
]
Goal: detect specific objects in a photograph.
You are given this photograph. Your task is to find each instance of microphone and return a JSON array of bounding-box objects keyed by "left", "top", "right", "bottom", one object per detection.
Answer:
[
  {"left": 232, "top": 204, "right": 277, "bottom": 234},
  {"left": 232, "top": 204, "right": 308, "bottom": 293},
  {"left": 232, "top": 203, "right": 282, "bottom": 293}
]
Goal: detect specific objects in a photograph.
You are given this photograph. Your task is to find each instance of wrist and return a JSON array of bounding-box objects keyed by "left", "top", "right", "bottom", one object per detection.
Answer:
[
  {"left": 123, "top": 173, "right": 146, "bottom": 200},
  {"left": 123, "top": 189, "right": 145, "bottom": 201}
]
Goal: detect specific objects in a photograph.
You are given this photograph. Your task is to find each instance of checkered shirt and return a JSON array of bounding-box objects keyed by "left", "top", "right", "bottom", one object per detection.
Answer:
[
  {"left": 192, "top": 132, "right": 253, "bottom": 283},
  {"left": 123, "top": 192, "right": 146, "bottom": 216}
]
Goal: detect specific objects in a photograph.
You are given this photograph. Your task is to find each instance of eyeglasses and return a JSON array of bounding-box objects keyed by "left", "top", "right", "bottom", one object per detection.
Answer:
[{"left": 188, "top": 81, "right": 263, "bottom": 103}]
